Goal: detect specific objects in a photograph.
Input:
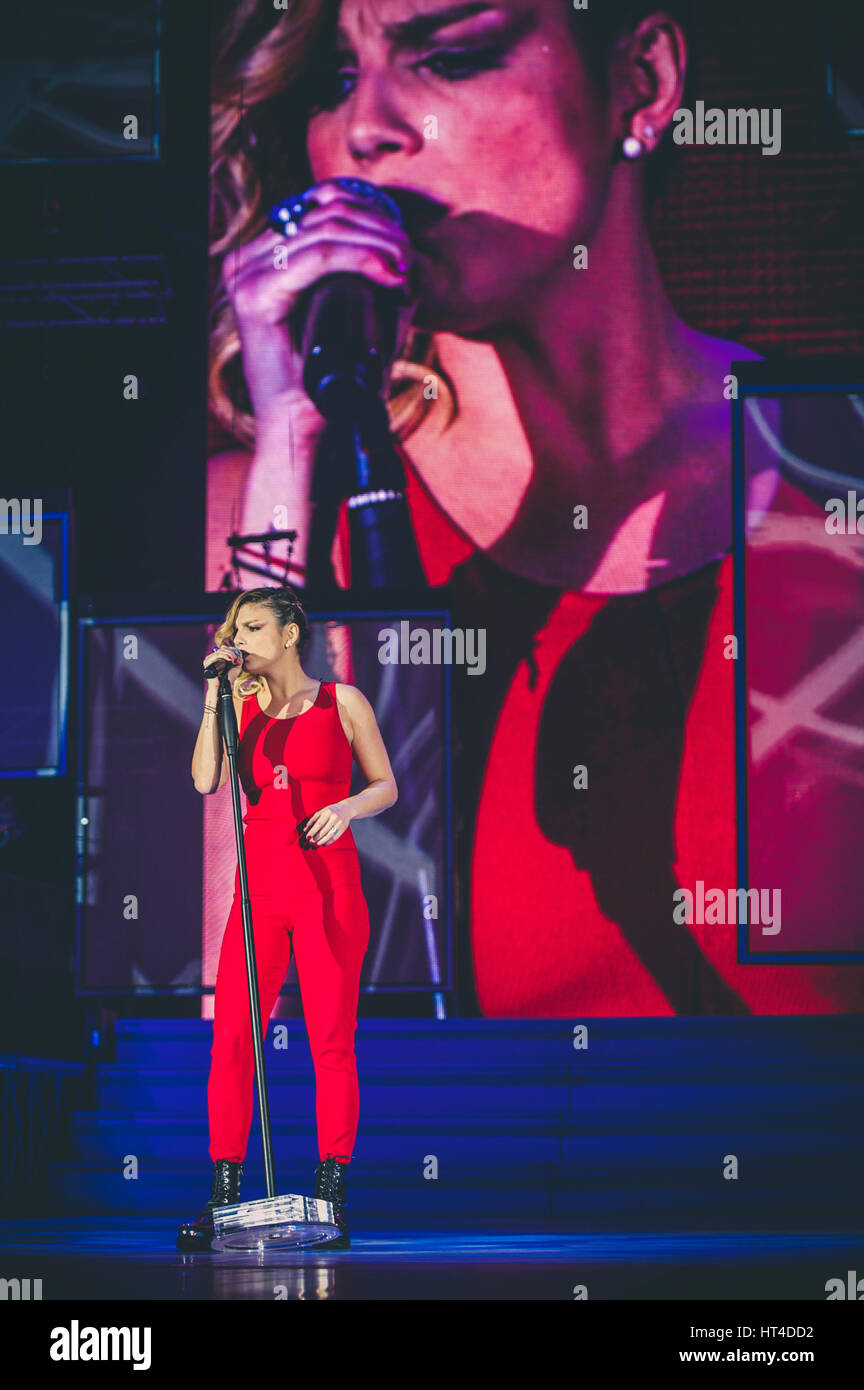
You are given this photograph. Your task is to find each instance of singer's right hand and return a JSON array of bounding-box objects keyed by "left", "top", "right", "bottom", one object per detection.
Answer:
[
  {"left": 221, "top": 179, "right": 415, "bottom": 437},
  {"left": 203, "top": 646, "right": 244, "bottom": 687}
]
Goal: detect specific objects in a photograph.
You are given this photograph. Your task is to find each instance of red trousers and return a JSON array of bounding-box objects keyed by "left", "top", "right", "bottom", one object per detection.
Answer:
[{"left": 207, "top": 822, "right": 370, "bottom": 1165}]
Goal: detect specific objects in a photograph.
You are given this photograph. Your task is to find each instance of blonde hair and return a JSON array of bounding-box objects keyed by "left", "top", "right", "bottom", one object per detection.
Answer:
[
  {"left": 209, "top": 0, "right": 458, "bottom": 449},
  {"left": 214, "top": 586, "right": 311, "bottom": 699}
]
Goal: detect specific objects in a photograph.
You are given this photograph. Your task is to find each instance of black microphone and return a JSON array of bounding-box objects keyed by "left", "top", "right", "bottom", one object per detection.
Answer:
[
  {"left": 294, "top": 272, "right": 405, "bottom": 421},
  {"left": 271, "top": 184, "right": 408, "bottom": 421},
  {"left": 204, "top": 646, "right": 244, "bottom": 680}
]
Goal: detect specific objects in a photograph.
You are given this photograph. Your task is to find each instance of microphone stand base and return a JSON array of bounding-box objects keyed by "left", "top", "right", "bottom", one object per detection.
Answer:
[{"left": 210, "top": 1193, "right": 341, "bottom": 1252}]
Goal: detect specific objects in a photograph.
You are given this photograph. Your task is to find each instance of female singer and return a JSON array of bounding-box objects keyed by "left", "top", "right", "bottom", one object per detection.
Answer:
[
  {"left": 205, "top": 1, "right": 864, "bottom": 1018},
  {"left": 177, "top": 586, "right": 397, "bottom": 1250}
]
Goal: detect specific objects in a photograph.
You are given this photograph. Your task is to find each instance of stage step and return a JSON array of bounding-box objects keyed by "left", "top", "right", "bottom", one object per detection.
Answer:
[
  {"left": 111, "top": 1016, "right": 864, "bottom": 1068},
  {"left": 65, "top": 1110, "right": 864, "bottom": 1163},
  {"left": 40, "top": 1157, "right": 863, "bottom": 1229},
  {"left": 90, "top": 1062, "right": 864, "bottom": 1118},
  {"left": 25, "top": 1017, "right": 864, "bottom": 1230}
]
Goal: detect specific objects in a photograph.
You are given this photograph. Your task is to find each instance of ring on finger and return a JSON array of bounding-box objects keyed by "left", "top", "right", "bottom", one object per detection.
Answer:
[
  {"left": 268, "top": 179, "right": 402, "bottom": 240},
  {"left": 268, "top": 194, "right": 309, "bottom": 238}
]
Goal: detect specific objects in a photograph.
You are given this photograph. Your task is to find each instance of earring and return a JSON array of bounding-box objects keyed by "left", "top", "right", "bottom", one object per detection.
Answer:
[{"left": 622, "top": 125, "right": 655, "bottom": 159}]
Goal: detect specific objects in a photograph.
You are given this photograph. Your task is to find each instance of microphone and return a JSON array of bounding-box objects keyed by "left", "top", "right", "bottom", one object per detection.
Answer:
[
  {"left": 204, "top": 646, "right": 244, "bottom": 680},
  {"left": 293, "top": 272, "right": 405, "bottom": 422},
  {"left": 271, "top": 184, "right": 408, "bottom": 421}
]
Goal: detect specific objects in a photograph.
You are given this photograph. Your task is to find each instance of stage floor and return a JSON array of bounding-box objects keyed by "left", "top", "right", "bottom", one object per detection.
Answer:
[{"left": 1, "top": 1219, "right": 861, "bottom": 1299}]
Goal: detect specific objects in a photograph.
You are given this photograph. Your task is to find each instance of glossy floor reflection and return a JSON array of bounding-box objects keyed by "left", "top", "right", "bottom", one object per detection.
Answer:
[{"left": 1, "top": 1220, "right": 861, "bottom": 1299}]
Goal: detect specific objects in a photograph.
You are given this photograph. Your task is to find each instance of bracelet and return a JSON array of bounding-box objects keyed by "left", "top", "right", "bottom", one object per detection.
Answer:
[
  {"left": 346, "top": 488, "right": 405, "bottom": 508},
  {"left": 204, "top": 705, "right": 219, "bottom": 714}
]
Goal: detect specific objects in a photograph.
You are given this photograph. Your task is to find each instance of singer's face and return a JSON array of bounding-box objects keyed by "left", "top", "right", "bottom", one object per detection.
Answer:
[
  {"left": 304, "top": 0, "right": 616, "bottom": 334},
  {"left": 232, "top": 604, "right": 295, "bottom": 668}
]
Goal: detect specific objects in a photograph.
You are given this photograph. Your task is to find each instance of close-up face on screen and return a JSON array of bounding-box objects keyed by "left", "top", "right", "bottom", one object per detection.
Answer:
[
  {"left": 2, "top": 0, "right": 864, "bottom": 1318},
  {"left": 204, "top": 0, "right": 864, "bottom": 1021}
]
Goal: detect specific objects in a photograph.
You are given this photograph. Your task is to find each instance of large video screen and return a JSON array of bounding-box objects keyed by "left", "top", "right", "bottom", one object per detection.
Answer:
[{"left": 204, "top": 0, "right": 864, "bottom": 1016}]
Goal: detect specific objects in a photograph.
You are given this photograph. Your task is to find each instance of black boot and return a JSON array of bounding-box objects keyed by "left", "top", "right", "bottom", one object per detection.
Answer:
[
  {"left": 308, "top": 1157, "right": 351, "bottom": 1249},
  {"left": 176, "top": 1159, "right": 243, "bottom": 1252}
]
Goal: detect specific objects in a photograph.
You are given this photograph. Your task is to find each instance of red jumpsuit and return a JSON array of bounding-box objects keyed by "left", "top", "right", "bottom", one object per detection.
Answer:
[{"left": 207, "top": 679, "right": 370, "bottom": 1165}]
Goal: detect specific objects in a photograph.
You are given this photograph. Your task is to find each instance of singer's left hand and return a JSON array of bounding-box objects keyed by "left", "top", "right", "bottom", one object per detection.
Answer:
[{"left": 300, "top": 803, "right": 353, "bottom": 847}]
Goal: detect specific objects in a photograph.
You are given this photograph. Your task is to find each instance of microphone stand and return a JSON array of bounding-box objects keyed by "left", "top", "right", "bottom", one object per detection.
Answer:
[
  {"left": 326, "top": 388, "right": 426, "bottom": 589},
  {"left": 217, "top": 671, "right": 276, "bottom": 1198},
  {"left": 297, "top": 271, "right": 427, "bottom": 589}
]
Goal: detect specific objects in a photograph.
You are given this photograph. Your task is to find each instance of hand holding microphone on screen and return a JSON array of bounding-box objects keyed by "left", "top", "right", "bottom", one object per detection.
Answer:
[{"left": 221, "top": 177, "right": 418, "bottom": 442}]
